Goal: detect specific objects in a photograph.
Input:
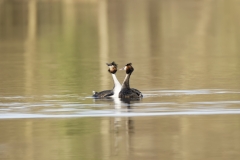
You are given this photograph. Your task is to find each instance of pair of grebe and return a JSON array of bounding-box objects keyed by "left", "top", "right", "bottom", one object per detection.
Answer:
[{"left": 92, "top": 62, "right": 143, "bottom": 98}]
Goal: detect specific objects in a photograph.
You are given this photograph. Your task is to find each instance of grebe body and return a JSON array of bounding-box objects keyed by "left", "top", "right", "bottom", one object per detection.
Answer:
[
  {"left": 93, "top": 62, "right": 121, "bottom": 98},
  {"left": 119, "top": 63, "right": 143, "bottom": 98}
]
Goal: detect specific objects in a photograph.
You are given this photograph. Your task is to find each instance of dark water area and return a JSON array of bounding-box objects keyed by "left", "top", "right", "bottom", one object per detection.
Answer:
[{"left": 1, "top": 0, "right": 240, "bottom": 159}]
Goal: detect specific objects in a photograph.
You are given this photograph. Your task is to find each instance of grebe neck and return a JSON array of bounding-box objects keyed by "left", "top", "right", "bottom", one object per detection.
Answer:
[
  {"left": 122, "top": 74, "right": 131, "bottom": 89},
  {"left": 112, "top": 74, "right": 121, "bottom": 97},
  {"left": 112, "top": 74, "right": 121, "bottom": 88}
]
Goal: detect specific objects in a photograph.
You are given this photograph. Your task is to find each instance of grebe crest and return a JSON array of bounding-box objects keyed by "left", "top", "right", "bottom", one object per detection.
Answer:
[
  {"left": 107, "top": 61, "right": 118, "bottom": 74},
  {"left": 123, "top": 63, "right": 134, "bottom": 74}
]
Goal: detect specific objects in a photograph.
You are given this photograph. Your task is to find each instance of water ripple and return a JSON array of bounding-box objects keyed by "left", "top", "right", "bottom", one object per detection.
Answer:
[{"left": 0, "top": 89, "right": 240, "bottom": 119}]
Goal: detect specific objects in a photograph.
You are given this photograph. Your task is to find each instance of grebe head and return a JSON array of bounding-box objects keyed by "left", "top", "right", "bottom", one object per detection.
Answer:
[
  {"left": 106, "top": 61, "right": 118, "bottom": 74},
  {"left": 123, "top": 63, "right": 134, "bottom": 74}
]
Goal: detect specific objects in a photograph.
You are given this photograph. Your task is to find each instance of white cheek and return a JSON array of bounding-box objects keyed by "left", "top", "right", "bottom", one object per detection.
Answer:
[{"left": 124, "top": 66, "right": 127, "bottom": 70}]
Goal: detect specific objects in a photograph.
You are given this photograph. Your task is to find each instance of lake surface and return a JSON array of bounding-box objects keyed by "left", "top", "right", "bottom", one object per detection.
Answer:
[{"left": 1, "top": 0, "right": 240, "bottom": 159}]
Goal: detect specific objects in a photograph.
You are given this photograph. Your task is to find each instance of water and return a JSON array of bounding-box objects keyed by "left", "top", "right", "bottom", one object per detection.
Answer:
[{"left": 1, "top": 0, "right": 240, "bottom": 159}]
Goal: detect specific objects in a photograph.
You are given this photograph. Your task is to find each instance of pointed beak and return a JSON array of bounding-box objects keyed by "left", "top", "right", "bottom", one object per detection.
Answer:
[{"left": 119, "top": 66, "right": 125, "bottom": 70}]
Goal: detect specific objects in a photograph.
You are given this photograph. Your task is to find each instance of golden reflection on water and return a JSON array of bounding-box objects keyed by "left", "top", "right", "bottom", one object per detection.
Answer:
[
  {"left": 0, "top": 115, "right": 240, "bottom": 160},
  {"left": 0, "top": 0, "right": 240, "bottom": 160}
]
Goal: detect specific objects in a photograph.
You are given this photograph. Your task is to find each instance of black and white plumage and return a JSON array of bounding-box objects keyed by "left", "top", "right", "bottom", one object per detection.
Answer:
[
  {"left": 119, "top": 63, "right": 143, "bottom": 98},
  {"left": 92, "top": 62, "right": 121, "bottom": 98}
]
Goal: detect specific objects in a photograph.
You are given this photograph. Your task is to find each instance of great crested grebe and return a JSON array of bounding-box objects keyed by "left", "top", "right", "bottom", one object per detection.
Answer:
[
  {"left": 92, "top": 62, "right": 121, "bottom": 98},
  {"left": 119, "top": 63, "right": 143, "bottom": 98}
]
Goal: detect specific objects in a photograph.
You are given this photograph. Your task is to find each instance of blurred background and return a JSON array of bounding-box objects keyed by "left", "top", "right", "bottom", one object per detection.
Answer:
[
  {"left": 0, "top": 0, "right": 240, "bottom": 160},
  {"left": 1, "top": 0, "right": 240, "bottom": 95}
]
